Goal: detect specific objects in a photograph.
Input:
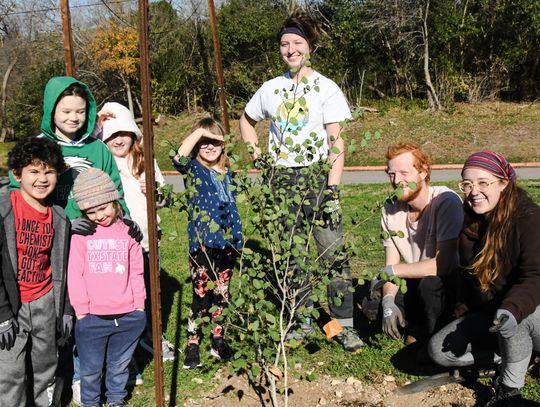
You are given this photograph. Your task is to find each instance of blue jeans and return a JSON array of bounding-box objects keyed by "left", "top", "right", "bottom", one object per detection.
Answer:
[{"left": 75, "top": 311, "right": 146, "bottom": 406}]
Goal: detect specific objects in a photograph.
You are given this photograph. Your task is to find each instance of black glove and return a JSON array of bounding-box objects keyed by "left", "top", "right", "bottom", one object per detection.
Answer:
[
  {"left": 57, "top": 314, "right": 73, "bottom": 347},
  {"left": 71, "top": 218, "right": 96, "bottom": 236},
  {"left": 381, "top": 295, "right": 406, "bottom": 340},
  {"left": 0, "top": 318, "right": 19, "bottom": 351},
  {"left": 123, "top": 218, "right": 143, "bottom": 242},
  {"left": 321, "top": 185, "right": 342, "bottom": 230},
  {"left": 361, "top": 278, "right": 386, "bottom": 321}
]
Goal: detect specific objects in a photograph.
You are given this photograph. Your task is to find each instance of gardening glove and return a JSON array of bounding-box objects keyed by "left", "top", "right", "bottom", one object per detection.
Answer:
[
  {"left": 489, "top": 309, "right": 518, "bottom": 339},
  {"left": 123, "top": 218, "right": 143, "bottom": 242},
  {"left": 71, "top": 218, "right": 96, "bottom": 236},
  {"left": 0, "top": 317, "right": 19, "bottom": 351},
  {"left": 57, "top": 314, "right": 73, "bottom": 347},
  {"left": 321, "top": 185, "right": 342, "bottom": 231},
  {"left": 378, "top": 264, "right": 395, "bottom": 278},
  {"left": 361, "top": 278, "right": 386, "bottom": 321},
  {"left": 382, "top": 295, "right": 406, "bottom": 340}
]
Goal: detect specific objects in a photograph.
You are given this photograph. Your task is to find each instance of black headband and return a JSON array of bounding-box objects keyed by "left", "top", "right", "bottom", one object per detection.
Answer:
[{"left": 278, "top": 27, "right": 308, "bottom": 41}]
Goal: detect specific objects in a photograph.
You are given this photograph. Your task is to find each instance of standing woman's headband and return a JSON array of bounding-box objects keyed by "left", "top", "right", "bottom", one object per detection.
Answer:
[
  {"left": 462, "top": 151, "right": 517, "bottom": 181},
  {"left": 278, "top": 27, "right": 308, "bottom": 42}
]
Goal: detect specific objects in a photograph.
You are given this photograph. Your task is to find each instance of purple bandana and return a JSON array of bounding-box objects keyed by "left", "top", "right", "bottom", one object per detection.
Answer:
[{"left": 462, "top": 151, "right": 516, "bottom": 180}]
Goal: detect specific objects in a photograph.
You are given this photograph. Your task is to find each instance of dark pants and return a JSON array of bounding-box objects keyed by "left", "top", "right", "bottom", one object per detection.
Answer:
[
  {"left": 0, "top": 289, "right": 57, "bottom": 407},
  {"left": 272, "top": 166, "right": 354, "bottom": 326},
  {"left": 75, "top": 311, "right": 146, "bottom": 406},
  {"left": 395, "top": 275, "right": 447, "bottom": 338},
  {"left": 187, "top": 247, "right": 236, "bottom": 344}
]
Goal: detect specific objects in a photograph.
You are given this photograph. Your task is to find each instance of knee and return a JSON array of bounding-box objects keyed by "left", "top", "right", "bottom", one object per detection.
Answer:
[{"left": 427, "top": 332, "right": 457, "bottom": 367}]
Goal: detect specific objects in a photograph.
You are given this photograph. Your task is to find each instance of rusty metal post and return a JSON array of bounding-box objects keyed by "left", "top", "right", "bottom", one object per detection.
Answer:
[
  {"left": 59, "top": 0, "right": 76, "bottom": 76},
  {"left": 138, "top": 0, "right": 165, "bottom": 405},
  {"left": 207, "top": 0, "right": 230, "bottom": 133}
]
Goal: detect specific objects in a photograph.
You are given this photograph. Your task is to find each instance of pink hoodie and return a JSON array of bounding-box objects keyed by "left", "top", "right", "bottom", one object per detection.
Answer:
[{"left": 68, "top": 221, "right": 145, "bottom": 316}]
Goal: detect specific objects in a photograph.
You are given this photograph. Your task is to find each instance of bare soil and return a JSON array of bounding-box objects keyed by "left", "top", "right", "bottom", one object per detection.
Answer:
[{"left": 184, "top": 367, "right": 488, "bottom": 407}]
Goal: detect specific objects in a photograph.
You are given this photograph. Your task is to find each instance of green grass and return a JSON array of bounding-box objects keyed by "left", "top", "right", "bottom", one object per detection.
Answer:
[
  {"left": 121, "top": 180, "right": 540, "bottom": 405},
  {"left": 0, "top": 141, "right": 16, "bottom": 176}
]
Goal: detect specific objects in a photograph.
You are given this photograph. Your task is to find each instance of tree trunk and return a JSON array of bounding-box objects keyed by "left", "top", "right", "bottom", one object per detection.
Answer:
[
  {"left": 1, "top": 57, "right": 17, "bottom": 120},
  {"left": 422, "top": 0, "right": 442, "bottom": 111}
]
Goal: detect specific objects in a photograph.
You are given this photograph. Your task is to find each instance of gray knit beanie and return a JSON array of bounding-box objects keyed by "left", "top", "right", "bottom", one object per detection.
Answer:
[{"left": 73, "top": 168, "right": 120, "bottom": 210}]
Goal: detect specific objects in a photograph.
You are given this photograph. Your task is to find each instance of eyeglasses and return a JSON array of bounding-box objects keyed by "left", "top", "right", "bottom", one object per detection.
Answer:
[
  {"left": 458, "top": 179, "right": 499, "bottom": 193},
  {"left": 199, "top": 139, "right": 224, "bottom": 148}
]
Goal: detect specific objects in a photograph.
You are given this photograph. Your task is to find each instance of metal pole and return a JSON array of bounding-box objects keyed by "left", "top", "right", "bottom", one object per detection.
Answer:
[
  {"left": 207, "top": 0, "right": 230, "bottom": 133},
  {"left": 59, "top": 0, "right": 76, "bottom": 76},
  {"left": 137, "top": 0, "right": 165, "bottom": 405}
]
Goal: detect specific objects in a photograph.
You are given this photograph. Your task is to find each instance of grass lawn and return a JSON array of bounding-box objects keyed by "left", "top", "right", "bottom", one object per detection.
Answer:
[{"left": 122, "top": 180, "right": 540, "bottom": 405}]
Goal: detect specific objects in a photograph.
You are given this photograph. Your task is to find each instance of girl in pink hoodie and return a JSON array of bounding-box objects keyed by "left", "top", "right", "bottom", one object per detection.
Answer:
[{"left": 68, "top": 168, "right": 146, "bottom": 407}]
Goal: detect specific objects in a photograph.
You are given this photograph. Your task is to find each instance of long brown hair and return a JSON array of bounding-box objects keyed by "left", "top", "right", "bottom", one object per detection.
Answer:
[
  {"left": 190, "top": 117, "right": 229, "bottom": 171},
  {"left": 129, "top": 135, "right": 145, "bottom": 178},
  {"left": 467, "top": 180, "right": 519, "bottom": 292}
]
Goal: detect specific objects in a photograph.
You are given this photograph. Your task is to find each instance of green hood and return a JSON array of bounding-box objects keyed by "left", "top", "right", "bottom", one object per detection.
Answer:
[{"left": 41, "top": 76, "right": 97, "bottom": 142}]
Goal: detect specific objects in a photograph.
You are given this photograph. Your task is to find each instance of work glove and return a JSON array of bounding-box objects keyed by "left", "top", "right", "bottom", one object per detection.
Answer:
[
  {"left": 382, "top": 295, "right": 406, "bottom": 340},
  {"left": 123, "top": 218, "right": 143, "bottom": 242},
  {"left": 71, "top": 218, "right": 96, "bottom": 236},
  {"left": 361, "top": 278, "right": 386, "bottom": 321},
  {"left": 0, "top": 318, "right": 19, "bottom": 351},
  {"left": 57, "top": 314, "right": 73, "bottom": 347},
  {"left": 321, "top": 185, "right": 342, "bottom": 231},
  {"left": 378, "top": 264, "right": 395, "bottom": 278},
  {"left": 489, "top": 309, "right": 518, "bottom": 339}
]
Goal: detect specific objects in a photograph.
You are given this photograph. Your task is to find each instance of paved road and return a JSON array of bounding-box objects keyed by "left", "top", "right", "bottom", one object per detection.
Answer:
[{"left": 164, "top": 167, "right": 540, "bottom": 193}]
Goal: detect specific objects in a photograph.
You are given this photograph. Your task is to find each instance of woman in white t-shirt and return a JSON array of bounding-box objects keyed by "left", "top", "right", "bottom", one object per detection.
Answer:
[{"left": 239, "top": 11, "right": 363, "bottom": 352}]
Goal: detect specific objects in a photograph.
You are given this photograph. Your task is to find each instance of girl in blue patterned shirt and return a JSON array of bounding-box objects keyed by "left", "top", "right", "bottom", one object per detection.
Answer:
[{"left": 173, "top": 118, "right": 242, "bottom": 369}]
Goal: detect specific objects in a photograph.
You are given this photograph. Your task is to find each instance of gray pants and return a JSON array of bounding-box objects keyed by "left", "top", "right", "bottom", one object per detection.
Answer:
[
  {"left": 428, "top": 305, "right": 540, "bottom": 389},
  {"left": 0, "top": 289, "right": 57, "bottom": 406}
]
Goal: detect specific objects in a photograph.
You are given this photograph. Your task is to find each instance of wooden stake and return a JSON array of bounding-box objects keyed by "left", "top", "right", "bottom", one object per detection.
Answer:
[{"left": 59, "top": 0, "right": 76, "bottom": 76}]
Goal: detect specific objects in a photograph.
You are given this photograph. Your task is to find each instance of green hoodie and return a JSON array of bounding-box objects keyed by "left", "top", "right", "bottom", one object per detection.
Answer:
[{"left": 9, "top": 76, "right": 129, "bottom": 220}]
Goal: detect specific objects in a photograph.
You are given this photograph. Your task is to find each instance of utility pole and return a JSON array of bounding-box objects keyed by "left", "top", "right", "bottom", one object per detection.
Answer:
[
  {"left": 59, "top": 0, "right": 76, "bottom": 76},
  {"left": 138, "top": 0, "right": 165, "bottom": 405},
  {"left": 207, "top": 0, "right": 230, "bottom": 132}
]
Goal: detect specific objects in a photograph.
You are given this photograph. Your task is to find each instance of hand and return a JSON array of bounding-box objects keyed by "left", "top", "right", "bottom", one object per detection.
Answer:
[
  {"left": 489, "top": 309, "right": 518, "bottom": 339},
  {"left": 0, "top": 318, "right": 19, "bottom": 351},
  {"left": 382, "top": 295, "right": 406, "bottom": 340},
  {"left": 138, "top": 177, "right": 146, "bottom": 194},
  {"left": 123, "top": 218, "right": 143, "bottom": 242},
  {"left": 96, "top": 108, "right": 115, "bottom": 126},
  {"left": 57, "top": 314, "right": 73, "bottom": 346},
  {"left": 378, "top": 264, "right": 395, "bottom": 278},
  {"left": 197, "top": 128, "right": 224, "bottom": 142},
  {"left": 76, "top": 314, "right": 88, "bottom": 320},
  {"left": 321, "top": 185, "right": 342, "bottom": 230},
  {"left": 71, "top": 218, "right": 96, "bottom": 236}
]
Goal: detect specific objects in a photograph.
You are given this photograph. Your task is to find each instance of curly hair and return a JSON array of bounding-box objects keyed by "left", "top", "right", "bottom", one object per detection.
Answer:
[
  {"left": 385, "top": 142, "right": 432, "bottom": 183},
  {"left": 8, "top": 136, "right": 66, "bottom": 176}
]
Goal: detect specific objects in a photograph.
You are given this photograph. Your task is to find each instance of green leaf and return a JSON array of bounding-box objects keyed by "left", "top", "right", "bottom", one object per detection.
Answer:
[
  {"left": 306, "top": 372, "right": 317, "bottom": 382},
  {"left": 330, "top": 146, "right": 341, "bottom": 155},
  {"left": 209, "top": 220, "right": 220, "bottom": 233},
  {"left": 206, "top": 281, "right": 215, "bottom": 290},
  {"left": 265, "top": 313, "right": 276, "bottom": 324}
]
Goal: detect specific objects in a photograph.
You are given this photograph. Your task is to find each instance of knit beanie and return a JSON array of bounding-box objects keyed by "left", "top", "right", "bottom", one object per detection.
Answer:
[
  {"left": 462, "top": 151, "right": 516, "bottom": 181},
  {"left": 101, "top": 102, "right": 143, "bottom": 143},
  {"left": 73, "top": 168, "right": 120, "bottom": 210}
]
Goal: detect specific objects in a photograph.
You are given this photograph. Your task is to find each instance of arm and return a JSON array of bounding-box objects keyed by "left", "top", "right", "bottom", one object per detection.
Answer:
[
  {"left": 391, "top": 239, "right": 458, "bottom": 279},
  {"left": 382, "top": 246, "right": 401, "bottom": 296},
  {"left": 326, "top": 122, "right": 345, "bottom": 186},
  {"left": 103, "top": 147, "right": 130, "bottom": 217},
  {"left": 67, "top": 236, "right": 90, "bottom": 318},
  {"left": 129, "top": 242, "right": 146, "bottom": 310},
  {"left": 239, "top": 112, "right": 261, "bottom": 159},
  {"left": 174, "top": 128, "right": 224, "bottom": 161}
]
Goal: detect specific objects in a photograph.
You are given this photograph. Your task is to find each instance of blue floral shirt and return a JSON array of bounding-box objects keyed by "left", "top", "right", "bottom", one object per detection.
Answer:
[{"left": 173, "top": 157, "right": 243, "bottom": 253}]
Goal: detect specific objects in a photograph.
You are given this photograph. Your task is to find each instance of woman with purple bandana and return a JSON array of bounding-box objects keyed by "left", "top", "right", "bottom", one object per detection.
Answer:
[{"left": 428, "top": 151, "right": 540, "bottom": 405}]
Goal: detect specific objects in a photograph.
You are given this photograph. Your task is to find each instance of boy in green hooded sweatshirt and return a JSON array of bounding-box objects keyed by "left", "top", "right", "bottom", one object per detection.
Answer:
[{"left": 9, "top": 76, "right": 143, "bottom": 405}]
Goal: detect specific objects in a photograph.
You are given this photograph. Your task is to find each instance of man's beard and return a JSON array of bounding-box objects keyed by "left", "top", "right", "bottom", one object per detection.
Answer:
[{"left": 399, "top": 180, "right": 423, "bottom": 203}]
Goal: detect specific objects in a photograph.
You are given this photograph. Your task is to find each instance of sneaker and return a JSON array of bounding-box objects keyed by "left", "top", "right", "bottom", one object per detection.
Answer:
[
  {"left": 140, "top": 335, "right": 176, "bottom": 362},
  {"left": 183, "top": 344, "right": 202, "bottom": 369},
  {"left": 210, "top": 337, "right": 233, "bottom": 362},
  {"left": 334, "top": 327, "right": 364, "bottom": 353},
  {"left": 71, "top": 380, "right": 82, "bottom": 406},
  {"left": 485, "top": 380, "right": 522, "bottom": 407},
  {"left": 161, "top": 338, "right": 175, "bottom": 362},
  {"left": 286, "top": 321, "right": 315, "bottom": 342}
]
